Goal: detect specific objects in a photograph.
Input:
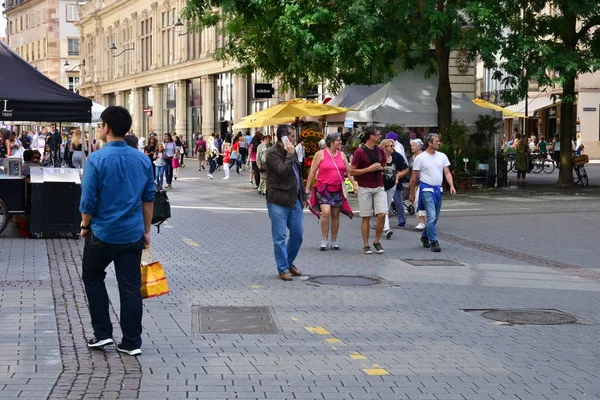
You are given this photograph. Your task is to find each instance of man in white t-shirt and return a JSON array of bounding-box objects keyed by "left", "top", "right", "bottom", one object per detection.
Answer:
[
  {"left": 409, "top": 133, "right": 456, "bottom": 252},
  {"left": 138, "top": 136, "right": 146, "bottom": 152}
]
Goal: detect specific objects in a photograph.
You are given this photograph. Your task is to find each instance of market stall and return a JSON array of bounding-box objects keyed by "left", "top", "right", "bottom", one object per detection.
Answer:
[{"left": 0, "top": 40, "right": 92, "bottom": 237}]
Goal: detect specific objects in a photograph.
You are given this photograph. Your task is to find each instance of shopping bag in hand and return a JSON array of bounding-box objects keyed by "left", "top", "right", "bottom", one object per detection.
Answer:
[{"left": 140, "top": 249, "right": 169, "bottom": 299}]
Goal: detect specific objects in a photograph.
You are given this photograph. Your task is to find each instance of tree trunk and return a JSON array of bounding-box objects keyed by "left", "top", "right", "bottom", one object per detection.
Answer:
[
  {"left": 557, "top": 74, "right": 575, "bottom": 185},
  {"left": 435, "top": 39, "right": 452, "bottom": 138}
]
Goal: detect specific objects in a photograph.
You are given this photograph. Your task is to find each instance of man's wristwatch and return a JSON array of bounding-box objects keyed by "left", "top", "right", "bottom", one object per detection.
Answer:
[{"left": 80, "top": 225, "right": 90, "bottom": 230}]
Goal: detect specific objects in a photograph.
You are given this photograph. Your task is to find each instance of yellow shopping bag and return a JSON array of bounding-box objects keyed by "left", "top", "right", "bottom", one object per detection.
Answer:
[{"left": 140, "top": 249, "right": 169, "bottom": 299}]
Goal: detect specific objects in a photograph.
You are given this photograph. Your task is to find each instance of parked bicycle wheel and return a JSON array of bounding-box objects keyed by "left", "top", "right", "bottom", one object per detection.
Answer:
[
  {"left": 0, "top": 198, "right": 9, "bottom": 235},
  {"left": 531, "top": 158, "right": 543, "bottom": 174},
  {"left": 542, "top": 159, "right": 555, "bottom": 174},
  {"left": 580, "top": 166, "right": 588, "bottom": 187}
]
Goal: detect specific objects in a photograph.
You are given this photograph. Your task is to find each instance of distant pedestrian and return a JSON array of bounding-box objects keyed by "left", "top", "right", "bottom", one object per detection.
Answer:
[
  {"left": 80, "top": 106, "right": 155, "bottom": 356},
  {"left": 239, "top": 131, "right": 248, "bottom": 169},
  {"left": 195, "top": 135, "right": 207, "bottom": 171},
  {"left": 154, "top": 144, "right": 167, "bottom": 189},
  {"left": 551, "top": 134, "right": 560, "bottom": 168},
  {"left": 350, "top": 126, "right": 387, "bottom": 255},
  {"left": 265, "top": 125, "right": 306, "bottom": 281},
  {"left": 221, "top": 142, "right": 231, "bottom": 180},
  {"left": 379, "top": 138, "right": 409, "bottom": 237},
  {"left": 163, "top": 133, "right": 177, "bottom": 189},
  {"left": 538, "top": 136, "right": 548, "bottom": 159},
  {"left": 256, "top": 135, "right": 272, "bottom": 195},
  {"left": 409, "top": 139, "right": 427, "bottom": 230},
  {"left": 206, "top": 136, "right": 218, "bottom": 179},
  {"left": 305, "top": 132, "right": 355, "bottom": 251},
  {"left": 249, "top": 133, "right": 262, "bottom": 189},
  {"left": 576, "top": 133, "right": 584, "bottom": 156},
  {"left": 295, "top": 139, "right": 306, "bottom": 164},
  {"left": 70, "top": 129, "right": 85, "bottom": 169},
  {"left": 515, "top": 134, "right": 529, "bottom": 185},
  {"left": 409, "top": 133, "right": 456, "bottom": 253}
]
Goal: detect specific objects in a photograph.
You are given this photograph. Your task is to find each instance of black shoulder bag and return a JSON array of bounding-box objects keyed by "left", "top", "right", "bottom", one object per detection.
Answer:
[{"left": 152, "top": 184, "right": 171, "bottom": 233}]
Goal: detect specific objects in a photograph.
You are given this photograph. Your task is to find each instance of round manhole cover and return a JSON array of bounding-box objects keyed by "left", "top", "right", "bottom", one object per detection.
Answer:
[
  {"left": 481, "top": 310, "right": 577, "bottom": 325},
  {"left": 307, "top": 275, "right": 382, "bottom": 286}
]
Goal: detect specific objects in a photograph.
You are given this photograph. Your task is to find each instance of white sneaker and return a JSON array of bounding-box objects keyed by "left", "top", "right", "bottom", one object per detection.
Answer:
[
  {"left": 330, "top": 240, "right": 340, "bottom": 250},
  {"left": 320, "top": 238, "right": 328, "bottom": 251},
  {"left": 382, "top": 229, "right": 394, "bottom": 239},
  {"left": 208, "top": 174, "right": 214, "bottom": 179},
  {"left": 223, "top": 176, "right": 229, "bottom": 180},
  {"left": 415, "top": 223, "right": 426, "bottom": 230}
]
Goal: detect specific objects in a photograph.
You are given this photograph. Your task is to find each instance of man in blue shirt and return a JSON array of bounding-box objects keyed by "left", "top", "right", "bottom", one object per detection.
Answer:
[{"left": 80, "top": 106, "right": 155, "bottom": 356}]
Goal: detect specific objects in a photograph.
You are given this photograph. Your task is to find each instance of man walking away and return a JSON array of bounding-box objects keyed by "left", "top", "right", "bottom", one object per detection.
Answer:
[
  {"left": 266, "top": 125, "right": 306, "bottom": 281},
  {"left": 79, "top": 106, "right": 155, "bottom": 356},
  {"left": 409, "top": 133, "right": 456, "bottom": 253},
  {"left": 350, "top": 126, "right": 387, "bottom": 255}
]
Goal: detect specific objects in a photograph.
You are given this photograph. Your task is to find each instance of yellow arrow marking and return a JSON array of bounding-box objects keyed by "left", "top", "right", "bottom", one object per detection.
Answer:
[
  {"left": 291, "top": 317, "right": 298, "bottom": 321},
  {"left": 363, "top": 368, "right": 389, "bottom": 375},
  {"left": 350, "top": 353, "right": 367, "bottom": 360},
  {"left": 251, "top": 285, "right": 262, "bottom": 289},
  {"left": 183, "top": 238, "right": 200, "bottom": 247},
  {"left": 325, "top": 338, "right": 342, "bottom": 344},
  {"left": 305, "top": 327, "right": 330, "bottom": 335}
]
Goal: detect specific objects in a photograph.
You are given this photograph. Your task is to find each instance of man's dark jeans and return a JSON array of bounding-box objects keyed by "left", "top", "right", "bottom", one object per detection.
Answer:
[{"left": 82, "top": 231, "right": 145, "bottom": 350}]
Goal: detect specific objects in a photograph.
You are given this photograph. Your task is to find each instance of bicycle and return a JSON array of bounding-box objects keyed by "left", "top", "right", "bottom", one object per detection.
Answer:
[
  {"left": 572, "top": 154, "right": 589, "bottom": 187},
  {"left": 529, "top": 152, "right": 555, "bottom": 174}
]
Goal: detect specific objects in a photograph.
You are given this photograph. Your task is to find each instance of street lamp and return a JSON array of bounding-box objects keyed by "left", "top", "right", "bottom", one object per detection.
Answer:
[
  {"left": 174, "top": 18, "right": 189, "bottom": 36},
  {"left": 109, "top": 42, "right": 135, "bottom": 57},
  {"left": 64, "top": 60, "right": 85, "bottom": 72}
]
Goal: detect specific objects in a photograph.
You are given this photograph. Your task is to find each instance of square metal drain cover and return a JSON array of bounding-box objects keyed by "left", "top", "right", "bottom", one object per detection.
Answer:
[
  {"left": 192, "top": 306, "right": 281, "bottom": 334},
  {"left": 403, "top": 259, "right": 464, "bottom": 267}
]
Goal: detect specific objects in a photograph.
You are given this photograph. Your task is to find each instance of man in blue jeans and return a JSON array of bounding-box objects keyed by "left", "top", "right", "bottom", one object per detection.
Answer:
[
  {"left": 408, "top": 133, "right": 456, "bottom": 252},
  {"left": 265, "top": 125, "right": 308, "bottom": 281},
  {"left": 80, "top": 106, "right": 155, "bottom": 356}
]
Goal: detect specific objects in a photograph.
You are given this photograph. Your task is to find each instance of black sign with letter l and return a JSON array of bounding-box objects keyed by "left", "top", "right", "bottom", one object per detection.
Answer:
[{"left": 254, "top": 83, "right": 274, "bottom": 99}]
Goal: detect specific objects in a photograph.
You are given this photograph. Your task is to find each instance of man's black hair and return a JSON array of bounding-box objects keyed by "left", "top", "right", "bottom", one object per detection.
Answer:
[
  {"left": 361, "top": 126, "right": 379, "bottom": 143},
  {"left": 100, "top": 106, "right": 132, "bottom": 137},
  {"left": 276, "top": 125, "right": 294, "bottom": 143},
  {"left": 23, "top": 149, "right": 34, "bottom": 161}
]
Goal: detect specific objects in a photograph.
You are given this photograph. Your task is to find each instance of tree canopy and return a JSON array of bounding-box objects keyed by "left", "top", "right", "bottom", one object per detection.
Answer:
[{"left": 472, "top": 0, "right": 600, "bottom": 184}]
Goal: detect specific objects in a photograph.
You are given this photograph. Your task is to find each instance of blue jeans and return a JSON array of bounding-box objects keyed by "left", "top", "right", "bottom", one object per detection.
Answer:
[
  {"left": 155, "top": 165, "right": 166, "bottom": 187},
  {"left": 82, "top": 231, "right": 146, "bottom": 350},
  {"left": 392, "top": 188, "right": 406, "bottom": 226},
  {"left": 267, "top": 199, "right": 304, "bottom": 274},
  {"left": 164, "top": 158, "right": 174, "bottom": 185},
  {"left": 209, "top": 159, "right": 217, "bottom": 174},
  {"left": 421, "top": 191, "right": 442, "bottom": 242}
]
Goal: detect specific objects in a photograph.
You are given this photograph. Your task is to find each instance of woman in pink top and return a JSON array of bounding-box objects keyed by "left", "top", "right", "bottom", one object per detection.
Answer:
[{"left": 305, "top": 133, "right": 356, "bottom": 251}]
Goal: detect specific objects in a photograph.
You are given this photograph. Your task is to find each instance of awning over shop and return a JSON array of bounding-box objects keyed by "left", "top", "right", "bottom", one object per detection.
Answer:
[
  {"left": 506, "top": 95, "right": 560, "bottom": 117},
  {"left": 472, "top": 98, "right": 527, "bottom": 119}
]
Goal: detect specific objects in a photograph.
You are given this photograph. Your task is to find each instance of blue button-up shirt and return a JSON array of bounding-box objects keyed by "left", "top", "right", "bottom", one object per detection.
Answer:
[{"left": 80, "top": 140, "right": 155, "bottom": 244}]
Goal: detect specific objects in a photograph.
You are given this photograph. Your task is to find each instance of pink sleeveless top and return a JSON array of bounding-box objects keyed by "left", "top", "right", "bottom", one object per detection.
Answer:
[{"left": 316, "top": 150, "right": 345, "bottom": 191}]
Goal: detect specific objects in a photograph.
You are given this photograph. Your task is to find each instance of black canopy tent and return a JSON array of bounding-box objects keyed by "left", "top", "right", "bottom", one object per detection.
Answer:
[{"left": 0, "top": 40, "right": 92, "bottom": 123}]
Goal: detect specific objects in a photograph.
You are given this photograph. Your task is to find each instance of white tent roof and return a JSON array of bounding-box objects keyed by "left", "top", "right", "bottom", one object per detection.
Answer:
[
  {"left": 334, "top": 68, "right": 499, "bottom": 126},
  {"left": 327, "top": 84, "right": 384, "bottom": 108},
  {"left": 92, "top": 102, "right": 107, "bottom": 122},
  {"left": 505, "top": 95, "right": 559, "bottom": 117}
]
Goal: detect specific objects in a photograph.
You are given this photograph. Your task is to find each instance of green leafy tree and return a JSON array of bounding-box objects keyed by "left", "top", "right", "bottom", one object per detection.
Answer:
[
  {"left": 182, "top": 0, "right": 484, "bottom": 135},
  {"left": 471, "top": 0, "right": 600, "bottom": 185}
]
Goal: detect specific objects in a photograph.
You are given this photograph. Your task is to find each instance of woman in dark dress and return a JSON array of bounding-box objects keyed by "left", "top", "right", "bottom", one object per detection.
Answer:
[{"left": 145, "top": 136, "right": 158, "bottom": 178}]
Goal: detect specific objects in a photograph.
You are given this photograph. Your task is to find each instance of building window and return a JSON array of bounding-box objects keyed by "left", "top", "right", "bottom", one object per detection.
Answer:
[
  {"left": 141, "top": 18, "right": 153, "bottom": 72},
  {"left": 68, "top": 38, "right": 79, "bottom": 56},
  {"left": 68, "top": 76, "right": 79, "bottom": 92},
  {"left": 66, "top": 5, "right": 79, "bottom": 22},
  {"left": 164, "top": 83, "right": 176, "bottom": 133},
  {"left": 215, "top": 72, "right": 234, "bottom": 124},
  {"left": 187, "top": 20, "right": 202, "bottom": 60},
  {"left": 161, "top": 9, "right": 176, "bottom": 67},
  {"left": 121, "top": 26, "right": 132, "bottom": 75}
]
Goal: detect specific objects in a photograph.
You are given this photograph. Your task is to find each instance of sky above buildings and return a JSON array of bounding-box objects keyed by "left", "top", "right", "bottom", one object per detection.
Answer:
[{"left": 0, "top": 16, "right": 6, "bottom": 38}]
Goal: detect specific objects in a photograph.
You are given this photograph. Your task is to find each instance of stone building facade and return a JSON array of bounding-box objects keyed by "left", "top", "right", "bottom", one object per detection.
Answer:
[{"left": 4, "top": 0, "right": 82, "bottom": 93}]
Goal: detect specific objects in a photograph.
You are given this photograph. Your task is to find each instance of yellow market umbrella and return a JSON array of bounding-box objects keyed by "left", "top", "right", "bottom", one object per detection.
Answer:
[
  {"left": 472, "top": 98, "right": 527, "bottom": 119},
  {"left": 240, "top": 98, "right": 352, "bottom": 124},
  {"left": 233, "top": 117, "right": 295, "bottom": 129}
]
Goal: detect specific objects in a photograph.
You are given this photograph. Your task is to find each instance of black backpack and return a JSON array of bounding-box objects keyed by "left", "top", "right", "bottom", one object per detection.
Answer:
[{"left": 152, "top": 185, "right": 171, "bottom": 233}]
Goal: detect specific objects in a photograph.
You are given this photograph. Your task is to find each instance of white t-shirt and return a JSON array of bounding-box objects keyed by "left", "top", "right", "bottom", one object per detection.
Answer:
[
  {"left": 413, "top": 151, "right": 450, "bottom": 190},
  {"left": 394, "top": 141, "right": 408, "bottom": 165},
  {"left": 138, "top": 136, "right": 146, "bottom": 152}
]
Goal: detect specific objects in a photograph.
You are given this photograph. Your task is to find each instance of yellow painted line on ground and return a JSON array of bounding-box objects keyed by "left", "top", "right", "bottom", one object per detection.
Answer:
[
  {"left": 251, "top": 285, "right": 262, "bottom": 289},
  {"left": 363, "top": 368, "right": 389, "bottom": 375},
  {"left": 182, "top": 238, "right": 200, "bottom": 247},
  {"left": 305, "top": 327, "right": 330, "bottom": 335},
  {"left": 350, "top": 353, "right": 367, "bottom": 360},
  {"left": 331, "top": 346, "right": 339, "bottom": 350},
  {"left": 163, "top": 225, "right": 173, "bottom": 229},
  {"left": 291, "top": 317, "right": 298, "bottom": 321},
  {"left": 326, "top": 338, "right": 342, "bottom": 344}
]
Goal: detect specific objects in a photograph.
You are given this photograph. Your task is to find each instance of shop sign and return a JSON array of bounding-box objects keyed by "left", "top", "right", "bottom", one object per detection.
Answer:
[
  {"left": 344, "top": 118, "right": 354, "bottom": 128},
  {"left": 254, "top": 83, "right": 274, "bottom": 99},
  {"left": 1, "top": 100, "right": 13, "bottom": 118},
  {"left": 583, "top": 107, "right": 597, "bottom": 112},
  {"left": 143, "top": 108, "right": 153, "bottom": 117}
]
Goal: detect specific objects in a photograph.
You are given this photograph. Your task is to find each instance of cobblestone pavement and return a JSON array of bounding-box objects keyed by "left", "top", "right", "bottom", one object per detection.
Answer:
[{"left": 2, "top": 164, "right": 600, "bottom": 400}]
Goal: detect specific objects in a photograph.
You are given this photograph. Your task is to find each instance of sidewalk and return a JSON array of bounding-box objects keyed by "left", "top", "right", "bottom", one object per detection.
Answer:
[{"left": 1, "top": 165, "right": 600, "bottom": 399}]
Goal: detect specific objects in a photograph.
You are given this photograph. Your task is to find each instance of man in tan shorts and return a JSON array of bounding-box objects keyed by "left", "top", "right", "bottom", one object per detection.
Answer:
[{"left": 350, "top": 126, "right": 387, "bottom": 254}]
